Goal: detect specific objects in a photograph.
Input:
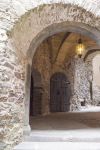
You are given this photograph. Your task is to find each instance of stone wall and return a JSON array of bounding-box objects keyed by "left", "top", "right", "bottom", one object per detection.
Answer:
[
  {"left": 0, "top": 39, "right": 25, "bottom": 150},
  {"left": 93, "top": 84, "right": 100, "bottom": 105},
  {"left": 0, "top": 1, "right": 100, "bottom": 150},
  {"left": 70, "top": 58, "right": 90, "bottom": 110},
  {"left": 32, "top": 41, "right": 51, "bottom": 115},
  {"left": 85, "top": 52, "right": 100, "bottom": 105}
]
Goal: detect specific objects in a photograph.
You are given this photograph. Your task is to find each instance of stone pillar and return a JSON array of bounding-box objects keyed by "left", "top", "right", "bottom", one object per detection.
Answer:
[
  {"left": 0, "top": 32, "right": 25, "bottom": 148},
  {"left": 70, "top": 57, "right": 90, "bottom": 110},
  {"left": 41, "top": 79, "right": 50, "bottom": 115},
  {"left": 24, "top": 64, "right": 31, "bottom": 135}
]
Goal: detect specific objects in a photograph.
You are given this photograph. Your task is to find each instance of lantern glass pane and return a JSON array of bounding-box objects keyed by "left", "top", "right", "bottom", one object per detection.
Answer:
[{"left": 76, "top": 43, "right": 85, "bottom": 55}]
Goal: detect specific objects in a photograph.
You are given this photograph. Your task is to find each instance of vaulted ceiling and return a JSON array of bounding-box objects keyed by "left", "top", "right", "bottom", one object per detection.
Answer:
[
  {"left": 47, "top": 32, "right": 97, "bottom": 64},
  {"left": 34, "top": 32, "right": 97, "bottom": 66}
]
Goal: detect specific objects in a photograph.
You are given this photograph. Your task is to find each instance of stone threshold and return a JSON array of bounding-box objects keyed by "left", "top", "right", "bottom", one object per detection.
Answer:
[{"left": 14, "top": 142, "right": 100, "bottom": 150}]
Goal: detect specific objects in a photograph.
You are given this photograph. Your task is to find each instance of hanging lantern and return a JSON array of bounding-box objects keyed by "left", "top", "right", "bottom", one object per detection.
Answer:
[{"left": 76, "top": 37, "right": 85, "bottom": 58}]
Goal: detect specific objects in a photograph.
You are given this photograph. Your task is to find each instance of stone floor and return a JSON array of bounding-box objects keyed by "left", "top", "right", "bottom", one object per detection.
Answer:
[
  {"left": 14, "top": 111, "right": 100, "bottom": 150},
  {"left": 27, "top": 112, "right": 100, "bottom": 142},
  {"left": 30, "top": 111, "right": 100, "bottom": 130},
  {"left": 14, "top": 142, "right": 100, "bottom": 150}
]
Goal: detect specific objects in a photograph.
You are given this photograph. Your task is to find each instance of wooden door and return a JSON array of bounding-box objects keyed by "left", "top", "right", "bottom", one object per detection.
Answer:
[{"left": 50, "top": 72, "right": 71, "bottom": 112}]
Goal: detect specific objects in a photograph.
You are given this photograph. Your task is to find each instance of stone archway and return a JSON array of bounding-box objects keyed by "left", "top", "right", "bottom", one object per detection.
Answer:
[
  {"left": 1, "top": 1, "right": 100, "bottom": 149},
  {"left": 23, "top": 23, "right": 100, "bottom": 135},
  {"left": 10, "top": 7, "right": 100, "bottom": 135},
  {"left": 11, "top": 4, "right": 100, "bottom": 61},
  {"left": 12, "top": 5, "right": 100, "bottom": 135}
]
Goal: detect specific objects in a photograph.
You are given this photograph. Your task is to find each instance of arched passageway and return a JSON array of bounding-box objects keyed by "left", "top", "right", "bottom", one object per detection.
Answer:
[
  {"left": 11, "top": 7, "right": 100, "bottom": 137},
  {"left": 30, "top": 69, "right": 43, "bottom": 116},
  {"left": 26, "top": 28, "right": 100, "bottom": 139},
  {"left": 2, "top": 2, "right": 100, "bottom": 149},
  {"left": 50, "top": 72, "right": 71, "bottom": 112}
]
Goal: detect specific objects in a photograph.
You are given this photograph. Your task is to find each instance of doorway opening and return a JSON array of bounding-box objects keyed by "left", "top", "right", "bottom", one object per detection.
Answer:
[
  {"left": 30, "top": 69, "right": 43, "bottom": 117},
  {"left": 29, "top": 30, "right": 100, "bottom": 135}
]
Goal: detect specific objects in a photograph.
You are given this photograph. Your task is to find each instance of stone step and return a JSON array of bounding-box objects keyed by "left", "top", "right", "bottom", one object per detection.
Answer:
[
  {"left": 24, "top": 129, "right": 100, "bottom": 142},
  {"left": 14, "top": 142, "right": 100, "bottom": 150}
]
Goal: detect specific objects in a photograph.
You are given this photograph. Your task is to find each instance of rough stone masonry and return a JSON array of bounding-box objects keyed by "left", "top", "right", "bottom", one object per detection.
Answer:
[{"left": 0, "top": 0, "right": 100, "bottom": 150}]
